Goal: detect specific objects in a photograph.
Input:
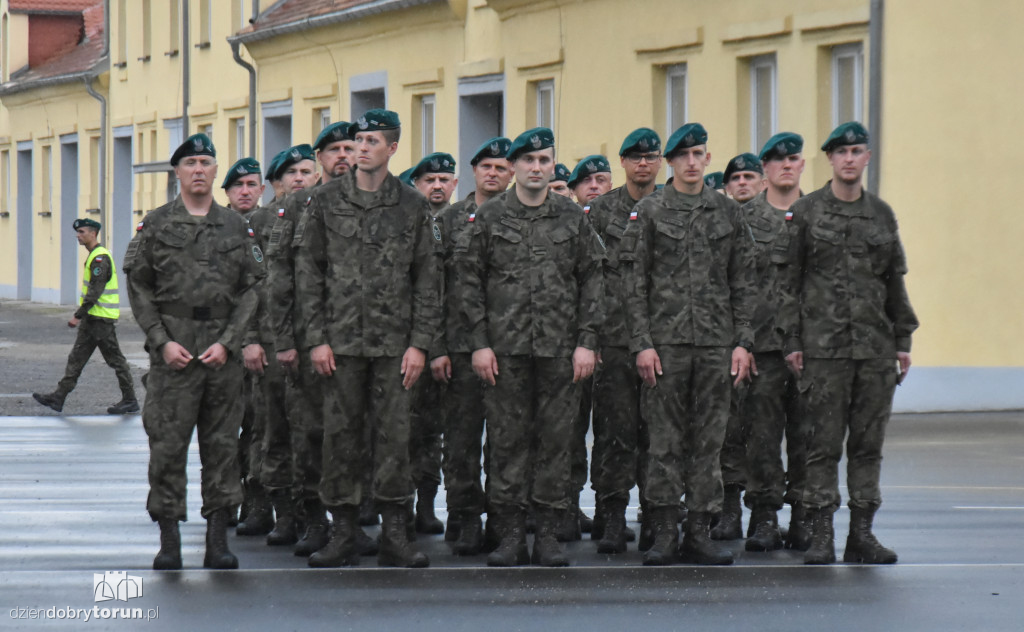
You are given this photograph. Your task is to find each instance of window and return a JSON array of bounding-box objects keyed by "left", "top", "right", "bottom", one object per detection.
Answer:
[
  {"left": 535, "top": 80, "right": 554, "bottom": 130},
  {"left": 42, "top": 146, "right": 53, "bottom": 213},
  {"left": 420, "top": 95, "right": 435, "bottom": 156},
  {"left": 750, "top": 54, "right": 777, "bottom": 153},
  {"left": 665, "top": 64, "right": 687, "bottom": 134},
  {"left": 198, "top": 0, "right": 212, "bottom": 47},
  {"left": 140, "top": 0, "right": 151, "bottom": 61},
  {"left": 88, "top": 137, "right": 100, "bottom": 209},
  {"left": 350, "top": 72, "right": 388, "bottom": 119},
  {"left": 832, "top": 43, "right": 864, "bottom": 126},
  {"left": 2, "top": 14, "right": 9, "bottom": 81},
  {"left": 164, "top": 118, "right": 183, "bottom": 160},
  {"left": 200, "top": 124, "right": 214, "bottom": 144},
  {"left": 233, "top": 0, "right": 250, "bottom": 32},
  {"left": 313, "top": 107, "right": 331, "bottom": 141},
  {"left": 1, "top": 150, "right": 9, "bottom": 212},
  {"left": 232, "top": 117, "right": 246, "bottom": 162},
  {"left": 167, "top": 0, "right": 179, "bottom": 56},
  {"left": 116, "top": 0, "right": 127, "bottom": 66}
]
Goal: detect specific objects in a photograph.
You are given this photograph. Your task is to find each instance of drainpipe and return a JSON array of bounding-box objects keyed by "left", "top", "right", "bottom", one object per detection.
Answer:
[
  {"left": 230, "top": 40, "right": 257, "bottom": 157},
  {"left": 182, "top": 0, "right": 190, "bottom": 133},
  {"left": 868, "top": 0, "right": 883, "bottom": 193}
]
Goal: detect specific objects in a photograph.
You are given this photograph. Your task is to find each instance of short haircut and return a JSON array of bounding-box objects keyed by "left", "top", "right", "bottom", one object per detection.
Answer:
[{"left": 382, "top": 127, "right": 401, "bottom": 145}]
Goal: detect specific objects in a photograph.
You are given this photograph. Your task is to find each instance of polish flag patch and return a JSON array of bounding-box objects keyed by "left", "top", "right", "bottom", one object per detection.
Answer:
[
  {"left": 785, "top": 211, "right": 793, "bottom": 221},
  {"left": 247, "top": 227, "right": 255, "bottom": 237},
  {"left": 277, "top": 208, "right": 285, "bottom": 218},
  {"left": 135, "top": 221, "right": 144, "bottom": 232},
  {"left": 468, "top": 213, "right": 476, "bottom": 222},
  {"left": 629, "top": 210, "right": 638, "bottom": 221},
  {"left": 583, "top": 205, "right": 591, "bottom": 215}
]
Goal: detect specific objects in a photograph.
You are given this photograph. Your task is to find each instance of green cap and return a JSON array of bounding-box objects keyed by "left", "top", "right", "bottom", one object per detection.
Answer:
[
  {"left": 567, "top": 155, "right": 611, "bottom": 188},
  {"left": 398, "top": 167, "right": 415, "bottom": 186},
  {"left": 470, "top": 137, "right": 512, "bottom": 166},
  {"left": 552, "top": 163, "right": 571, "bottom": 183},
  {"left": 274, "top": 144, "right": 315, "bottom": 179},
  {"left": 170, "top": 133, "right": 216, "bottom": 166},
  {"left": 410, "top": 152, "right": 456, "bottom": 181},
  {"left": 314, "top": 121, "right": 352, "bottom": 151},
  {"left": 619, "top": 127, "right": 661, "bottom": 156},
  {"left": 507, "top": 127, "right": 554, "bottom": 161},
  {"left": 821, "top": 121, "right": 869, "bottom": 152},
  {"left": 349, "top": 109, "right": 401, "bottom": 137},
  {"left": 704, "top": 171, "right": 724, "bottom": 190},
  {"left": 221, "top": 157, "right": 262, "bottom": 189},
  {"left": 72, "top": 218, "right": 101, "bottom": 232},
  {"left": 759, "top": 132, "right": 804, "bottom": 161},
  {"left": 664, "top": 123, "right": 708, "bottom": 158},
  {"left": 723, "top": 153, "right": 763, "bottom": 182},
  {"left": 265, "top": 150, "right": 287, "bottom": 182}
]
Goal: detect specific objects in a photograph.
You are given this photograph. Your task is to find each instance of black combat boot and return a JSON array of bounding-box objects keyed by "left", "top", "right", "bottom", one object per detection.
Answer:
[
  {"left": 638, "top": 503, "right": 655, "bottom": 552},
  {"left": 356, "top": 526, "right": 379, "bottom": 556},
  {"left": 679, "top": 511, "right": 734, "bottom": 565},
  {"left": 236, "top": 482, "right": 274, "bottom": 536},
  {"left": 266, "top": 492, "right": 299, "bottom": 545},
  {"left": 641, "top": 506, "right": 679, "bottom": 566},
  {"left": 578, "top": 505, "right": 594, "bottom": 534},
  {"left": 153, "top": 518, "right": 182, "bottom": 570},
  {"left": 483, "top": 513, "right": 501, "bottom": 553},
  {"left": 358, "top": 496, "right": 379, "bottom": 526},
  {"left": 452, "top": 513, "right": 483, "bottom": 556},
  {"left": 803, "top": 508, "right": 836, "bottom": 565},
  {"left": 844, "top": 506, "right": 897, "bottom": 564},
  {"left": 596, "top": 498, "right": 629, "bottom": 554},
  {"left": 32, "top": 391, "right": 66, "bottom": 413},
  {"left": 308, "top": 507, "right": 360, "bottom": 567},
  {"left": 745, "top": 505, "right": 784, "bottom": 552},
  {"left": 486, "top": 511, "right": 529, "bottom": 567},
  {"left": 294, "top": 499, "right": 331, "bottom": 557},
  {"left": 203, "top": 508, "right": 239, "bottom": 569},
  {"left": 591, "top": 498, "right": 605, "bottom": 540},
  {"left": 785, "top": 502, "right": 812, "bottom": 551},
  {"left": 378, "top": 505, "right": 429, "bottom": 568},
  {"left": 555, "top": 502, "right": 582, "bottom": 542},
  {"left": 710, "top": 484, "right": 744, "bottom": 540},
  {"left": 107, "top": 398, "right": 140, "bottom": 414},
  {"left": 532, "top": 509, "right": 570, "bottom": 567},
  {"left": 415, "top": 485, "right": 444, "bottom": 535},
  {"left": 445, "top": 514, "right": 462, "bottom": 543}
]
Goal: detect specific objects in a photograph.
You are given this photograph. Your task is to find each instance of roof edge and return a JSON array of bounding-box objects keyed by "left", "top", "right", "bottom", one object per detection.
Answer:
[
  {"left": 230, "top": 0, "right": 442, "bottom": 45},
  {"left": 0, "top": 57, "right": 108, "bottom": 97}
]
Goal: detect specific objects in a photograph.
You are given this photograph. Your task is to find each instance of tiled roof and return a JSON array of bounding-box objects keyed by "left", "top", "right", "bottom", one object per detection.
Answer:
[
  {"left": 251, "top": 0, "right": 378, "bottom": 32},
  {"left": 0, "top": 34, "right": 105, "bottom": 94},
  {"left": 234, "top": 0, "right": 438, "bottom": 40},
  {"left": 9, "top": 0, "right": 99, "bottom": 13}
]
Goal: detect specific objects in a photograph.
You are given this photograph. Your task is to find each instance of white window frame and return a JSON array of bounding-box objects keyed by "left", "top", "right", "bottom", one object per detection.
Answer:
[
  {"left": 665, "top": 63, "right": 688, "bottom": 133},
  {"left": 350, "top": 71, "right": 389, "bottom": 117},
  {"left": 535, "top": 79, "right": 554, "bottom": 130},
  {"left": 749, "top": 54, "right": 777, "bottom": 153},
  {"left": 832, "top": 42, "right": 864, "bottom": 126},
  {"left": 235, "top": 117, "right": 246, "bottom": 159},
  {"left": 318, "top": 108, "right": 332, "bottom": 133},
  {"left": 420, "top": 95, "right": 436, "bottom": 156}
]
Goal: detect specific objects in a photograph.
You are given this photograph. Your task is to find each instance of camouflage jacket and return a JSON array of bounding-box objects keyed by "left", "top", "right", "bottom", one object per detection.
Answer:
[
  {"left": 741, "top": 192, "right": 800, "bottom": 353},
  {"left": 588, "top": 185, "right": 646, "bottom": 349},
  {"left": 430, "top": 193, "right": 478, "bottom": 359},
  {"left": 260, "top": 187, "right": 318, "bottom": 352},
  {"left": 779, "top": 183, "right": 918, "bottom": 359},
  {"left": 123, "top": 196, "right": 263, "bottom": 358},
  {"left": 453, "top": 185, "right": 606, "bottom": 357},
  {"left": 293, "top": 170, "right": 441, "bottom": 356},
  {"left": 621, "top": 183, "right": 757, "bottom": 353}
]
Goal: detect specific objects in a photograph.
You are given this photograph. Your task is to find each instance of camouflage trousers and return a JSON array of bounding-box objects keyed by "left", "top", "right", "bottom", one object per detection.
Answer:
[
  {"left": 591, "top": 345, "right": 645, "bottom": 503},
  {"left": 741, "top": 351, "right": 804, "bottom": 510},
  {"left": 441, "top": 353, "right": 486, "bottom": 516},
  {"left": 411, "top": 374, "right": 443, "bottom": 490},
  {"left": 799, "top": 358, "right": 898, "bottom": 512},
  {"left": 569, "top": 376, "right": 593, "bottom": 499},
  {"left": 143, "top": 357, "right": 243, "bottom": 521},
  {"left": 256, "top": 345, "right": 294, "bottom": 495},
  {"left": 238, "top": 370, "right": 262, "bottom": 483},
  {"left": 319, "top": 355, "right": 413, "bottom": 510},
  {"left": 56, "top": 316, "right": 135, "bottom": 400},
  {"left": 485, "top": 355, "right": 580, "bottom": 513},
  {"left": 287, "top": 352, "right": 326, "bottom": 503},
  {"left": 718, "top": 380, "right": 748, "bottom": 489},
  {"left": 641, "top": 345, "right": 732, "bottom": 513}
]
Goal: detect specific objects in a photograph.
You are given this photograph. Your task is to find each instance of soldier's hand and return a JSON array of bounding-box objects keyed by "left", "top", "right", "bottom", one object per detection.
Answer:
[
  {"left": 636, "top": 348, "right": 662, "bottom": 387},
  {"left": 785, "top": 351, "right": 804, "bottom": 378},
  {"left": 572, "top": 347, "right": 597, "bottom": 383},
  {"left": 730, "top": 346, "right": 752, "bottom": 387},
  {"left": 896, "top": 351, "right": 912, "bottom": 385},
  {"left": 311, "top": 344, "right": 336, "bottom": 377},
  {"left": 749, "top": 353, "right": 759, "bottom": 378},
  {"left": 401, "top": 347, "right": 426, "bottom": 390},
  {"left": 161, "top": 341, "right": 193, "bottom": 370},
  {"left": 277, "top": 348, "right": 299, "bottom": 371},
  {"left": 199, "top": 343, "right": 229, "bottom": 368},
  {"left": 472, "top": 348, "right": 499, "bottom": 386},
  {"left": 243, "top": 344, "right": 267, "bottom": 374},
  {"left": 68, "top": 317, "right": 80, "bottom": 328},
  {"left": 431, "top": 355, "right": 452, "bottom": 383}
]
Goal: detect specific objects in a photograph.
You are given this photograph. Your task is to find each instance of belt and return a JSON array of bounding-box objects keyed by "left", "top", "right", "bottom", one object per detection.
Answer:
[{"left": 158, "top": 304, "right": 233, "bottom": 321}]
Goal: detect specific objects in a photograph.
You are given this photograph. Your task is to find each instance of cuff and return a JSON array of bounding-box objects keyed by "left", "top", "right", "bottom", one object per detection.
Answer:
[
  {"left": 895, "top": 336, "right": 912, "bottom": 353},
  {"left": 576, "top": 331, "right": 598, "bottom": 352},
  {"left": 409, "top": 331, "right": 434, "bottom": 353},
  {"left": 630, "top": 334, "right": 654, "bottom": 355},
  {"left": 783, "top": 336, "right": 802, "bottom": 356}
]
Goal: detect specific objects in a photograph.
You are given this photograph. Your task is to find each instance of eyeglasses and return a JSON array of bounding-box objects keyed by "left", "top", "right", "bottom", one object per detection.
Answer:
[{"left": 624, "top": 153, "right": 662, "bottom": 164}]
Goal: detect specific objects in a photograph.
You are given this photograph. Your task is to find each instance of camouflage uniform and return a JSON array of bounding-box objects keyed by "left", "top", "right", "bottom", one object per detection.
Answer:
[
  {"left": 293, "top": 170, "right": 441, "bottom": 511},
  {"left": 621, "top": 184, "right": 757, "bottom": 514},
  {"left": 124, "top": 197, "right": 262, "bottom": 521},
  {"left": 453, "top": 186, "right": 605, "bottom": 514},
  {"left": 780, "top": 184, "right": 918, "bottom": 512},
  {"left": 235, "top": 208, "right": 263, "bottom": 494}
]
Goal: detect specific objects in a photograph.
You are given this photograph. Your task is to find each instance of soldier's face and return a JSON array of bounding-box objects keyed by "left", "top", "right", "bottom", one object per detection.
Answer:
[
  {"left": 319, "top": 140, "right": 355, "bottom": 178},
  {"left": 513, "top": 148, "right": 556, "bottom": 193},
  {"left": 354, "top": 131, "right": 398, "bottom": 174},
  {"left": 75, "top": 227, "right": 98, "bottom": 246},
  {"left": 415, "top": 172, "right": 458, "bottom": 206},
  {"left": 668, "top": 145, "right": 711, "bottom": 187},
  {"left": 573, "top": 173, "right": 612, "bottom": 204},
  {"left": 473, "top": 157, "right": 512, "bottom": 194},
  {"left": 281, "top": 159, "right": 318, "bottom": 193},
  {"left": 225, "top": 174, "right": 265, "bottom": 212},
  {"left": 548, "top": 180, "right": 572, "bottom": 197},
  {"left": 621, "top": 152, "right": 662, "bottom": 187},
  {"left": 725, "top": 171, "right": 764, "bottom": 203},
  {"left": 763, "top": 153, "right": 804, "bottom": 191},
  {"left": 827, "top": 144, "right": 870, "bottom": 185},
  {"left": 175, "top": 156, "right": 218, "bottom": 197}
]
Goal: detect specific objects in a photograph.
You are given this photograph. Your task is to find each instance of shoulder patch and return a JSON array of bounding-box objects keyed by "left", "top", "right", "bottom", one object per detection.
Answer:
[
  {"left": 252, "top": 245, "right": 264, "bottom": 263},
  {"left": 123, "top": 240, "right": 141, "bottom": 269},
  {"left": 92, "top": 266, "right": 102, "bottom": 276},
  {"left": 432, "top": 223, "right": 442, "bottom": 242}
]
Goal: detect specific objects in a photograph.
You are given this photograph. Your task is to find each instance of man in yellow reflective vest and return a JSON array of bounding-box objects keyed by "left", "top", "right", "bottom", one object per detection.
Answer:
[{"left": 32, "top": 218, "right": 139, "bottom": 414}]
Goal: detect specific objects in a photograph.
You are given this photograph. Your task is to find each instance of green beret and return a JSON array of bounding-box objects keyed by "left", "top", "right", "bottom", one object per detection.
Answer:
[
  {"left": 507, "top": 127, "right": 554, "bottom": 161},
  {"left": 821, "top": 121, "right": 869, "bottom": 152},
  {"left": 664, "top": 123, "right": 708, "bottom": 158},
  {"left": 274, "top": 144, "right": 315, "bottom": 179},
  {"left": 170, "top": 133, "right": 215, "bottom": 166},
  {"left": 723, "top": 153, "right": 763, "bottom": 182},
  {"left": 759, "top": 132, "right": 804, "bottom": 161},
  {"left": 568, "top": 155, "right": 611, "bottom": 188},
  {"left": 349, "top": 109, "right": 401, "bottom": 137},
  {"left": 552, "top": 163, "right": 571, "bottom": 183},
  {"left": 221, "top": 157, "right": 262, "bottom": 189},
  {"left": 398, "top": 168, "right": 415, "bottom": 186},
  {"left": 619, "top": 127, "right": 662, "bottom": 156},
  {"left": 72, "top": 218, "right": 101, "bottom": 232},
  {"left": 704, "top": 171, "right": 724, "bottom": 190},
  {"left": 314, "top": 121, "right": 352, "bottom": 151},
  {"left": 471, "top": 137, "right": 512, "bottom": 166},
  {"left": 265, "top": 150, "right": 287, "bottom": 182},
  {"left": 411, "top": 152, "right": 456, "bottom": 180}
]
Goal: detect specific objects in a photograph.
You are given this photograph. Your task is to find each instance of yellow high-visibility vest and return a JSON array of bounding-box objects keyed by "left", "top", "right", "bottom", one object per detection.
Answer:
[{"left": 80, "top": 246, "right": 120, "bottom": 319}]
